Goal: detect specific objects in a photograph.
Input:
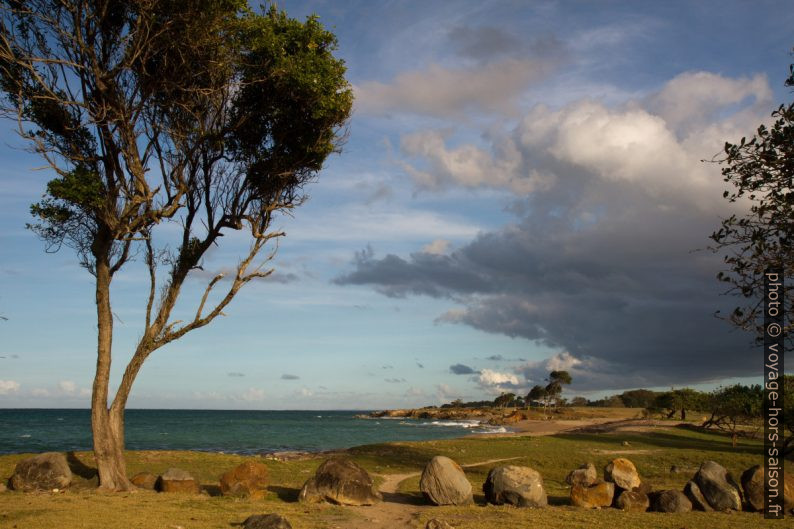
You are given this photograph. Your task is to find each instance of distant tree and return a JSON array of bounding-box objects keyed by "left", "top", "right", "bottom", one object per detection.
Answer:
[
  {"left": 494, "top": 392, "right": 516, "bottom": 408},
  {"left": 619, "top": 389, "right": 658, "bottom": 409},
  {"left": 450, "top": 398, "right": 464, "bottom": 408},
  {"left": 570, "top": 396, "right": 589, "bottom": 407},
  {"left": 527, "top": 385, "right": 547, "bottom": 409},
  {"left": 514, "top": 396, "right": 525, "bottom": 408},
  {"left": 709, "top": 66, "right": 793, "bottom": 350},
  {"left": 544, "top": 370, "right": 572, "bottom": 411},
  {"left": 652, "top": 388, "right": 707, "bottom": 421},
  {"left": 0, "top": 1, "right": 352, "bottom": 491},
  {"left": 702, "top": 384, "right": 763, "bottom": 447}
]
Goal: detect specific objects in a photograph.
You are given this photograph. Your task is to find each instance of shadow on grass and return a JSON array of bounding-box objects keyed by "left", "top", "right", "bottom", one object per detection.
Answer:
[
  {"left": 268, "top": 485, "right": 300, "bottom": 502},
  {"left": 203, "top": 484, "right": 222, "bottom": 497},
  {"left": 66, "top": 451, "right": 98, "bottom": 480},
  {"left": 347, "top": 443, "right": 440, "bottom": 470},
  {"left": 382, "top": 490, "right": 424, "bottom": 506},
  {"left": 547, "top": 494, "right": 569, "bottom": 506}
]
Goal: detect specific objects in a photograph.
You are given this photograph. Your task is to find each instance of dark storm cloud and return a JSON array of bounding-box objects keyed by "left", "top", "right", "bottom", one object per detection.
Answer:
[
  {"left": 280, "top": 374, "right": 300, "bottom": 380},
  {"left": 335, "top": 81, "right": 772, "bottom": 391},
  {"left": 449, "top": 363, "right": 478, "bottom": 375}
]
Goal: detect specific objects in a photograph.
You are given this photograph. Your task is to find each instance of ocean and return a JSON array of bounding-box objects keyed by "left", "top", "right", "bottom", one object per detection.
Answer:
[{"left": 0, "top": 409, "right": 506, "bottom": 455}]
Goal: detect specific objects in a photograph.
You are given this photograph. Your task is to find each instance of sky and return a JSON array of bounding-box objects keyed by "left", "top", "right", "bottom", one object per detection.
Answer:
[{"left": 0, "top": 1, "right": 792, "bottom": 409}]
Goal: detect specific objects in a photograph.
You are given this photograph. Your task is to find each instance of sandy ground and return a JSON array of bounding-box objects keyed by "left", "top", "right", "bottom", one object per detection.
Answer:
[{"left": 342, "top": 417, "right": 671, "bottom": 529}]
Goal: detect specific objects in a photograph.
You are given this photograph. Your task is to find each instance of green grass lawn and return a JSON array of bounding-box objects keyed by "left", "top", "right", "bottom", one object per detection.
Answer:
[{"left": 0, "top": 426, "right": 790, "bottom": 529}]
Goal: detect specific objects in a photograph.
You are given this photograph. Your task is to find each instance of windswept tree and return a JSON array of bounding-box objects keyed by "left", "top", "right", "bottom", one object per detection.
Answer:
[
  {"left": 702, "top": 384, "right": 763, "bottom": 447},
  {"left": 527, "top": 384, "right": 547, "bottom": 408},
  {"left": 0, "top": 1, "right": 352, "bottom": 490},
  {"left": 544, "top": 370, "right": 572, "bottom": 411},
  {"left": 710, "top": 65, "right": 794, "bottom": 348}
]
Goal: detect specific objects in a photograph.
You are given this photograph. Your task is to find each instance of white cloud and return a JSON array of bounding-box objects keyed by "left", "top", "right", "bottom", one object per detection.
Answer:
[
  {"left": 240, "top": 388, "right": 265, "bottom": 402},
  {"left": 58, "top": 380, "right": 77, "bottom": 395},
  {"left": 355, "top": 58, "right": 554, "bottom": 118},
  {"left": 31, "top": 388, "right": 50, "bottom": 397},
  {"left": 422, "top": 239, "right": 451, "bottom": 255},
  {"left": 0, "top": 379, "right": 20, "bottom": 394}
]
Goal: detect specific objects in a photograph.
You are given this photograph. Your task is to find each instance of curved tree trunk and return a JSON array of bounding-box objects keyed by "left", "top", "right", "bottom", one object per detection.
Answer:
[{"left": 91, "top": 256, "right": 132, "bottom": 491}]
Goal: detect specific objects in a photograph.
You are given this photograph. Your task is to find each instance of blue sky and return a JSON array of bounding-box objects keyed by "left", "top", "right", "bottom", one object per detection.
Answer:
[{"left": 0, "top": 1, "right": 791, "bottom": 409}]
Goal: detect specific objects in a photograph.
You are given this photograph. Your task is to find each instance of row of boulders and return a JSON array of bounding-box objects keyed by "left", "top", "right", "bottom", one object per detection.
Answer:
[{"left": 566, "top": 457, "right": 794, "bottom": 514}]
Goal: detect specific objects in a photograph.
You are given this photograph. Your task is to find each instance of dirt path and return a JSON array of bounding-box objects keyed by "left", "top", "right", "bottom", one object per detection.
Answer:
[{"left": 345, "top": 457, "right": 522, "bottom": 529}]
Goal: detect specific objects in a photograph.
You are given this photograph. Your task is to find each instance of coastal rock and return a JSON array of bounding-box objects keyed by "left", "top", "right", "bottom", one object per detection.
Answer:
[
  {"left": 632, "top": 481, "right": 653, "bottom": 496},
  {"left": 615, "top": 489, "right": 649, "bottom": 512},
  {"left": 131, "top": 472, "right": 158, "bottom": 490},
  {"left": 740, "top": 465, "right": 764, "bottom": 511},
  {"left": 570, "top": 480, "right": 614, "bottom": 508},
  {"left": 298, "top": 457, "right": 381, "bottom": 506},
  {"left": 425, "top": 519, "right": 455, "bottom": 529},
  {"left": 220, "top": 461, "right": 269, "bottom": 499},
  {"left": 420, "top": 456, "right": 473, "bottom": 506},
  {"left": 684, "top": 480, "right": 713, "bottom": 511},
  {"left": 10, "top": 452, "right": 72, "bottom": 491},
  {"left": 243, "top": 513, "right": 292, "bottom": 529},
  {"left": 565, "top": 462, "right": 597, "bottom": 487},
  {"left": 693, "top": 460, "right": 742, "bottom": 510},
  {"left": 157, "top": 468, "right": 200, "bottom": 494},
  {"left": 483, "top": 465, "right": 547, "bottom": 508},
  {"left": 651, "top": 490, "right": 692, "bottom": 512},
  {"left": 604, "top": 458, "right": 641, "bottom": 491}
]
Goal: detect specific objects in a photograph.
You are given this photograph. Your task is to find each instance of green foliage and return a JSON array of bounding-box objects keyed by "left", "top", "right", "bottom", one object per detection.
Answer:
[
  {"left": 618, "top": 389, "right": 658, "bottom": 408},
  {"left": 710, "top": 66, "right": 793, "bottom": 349}
]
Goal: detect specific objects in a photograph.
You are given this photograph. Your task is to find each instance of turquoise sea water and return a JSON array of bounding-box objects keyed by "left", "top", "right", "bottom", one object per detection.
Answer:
[{"left": 0, "top": 409, "right": 505, "bottom": 454}]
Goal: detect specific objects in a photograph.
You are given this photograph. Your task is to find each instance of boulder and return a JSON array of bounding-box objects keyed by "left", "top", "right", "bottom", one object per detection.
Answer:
[
  {"left": 615, "top": 489, "right": 649, "bottom": 512},
  {"left": 786, "top": 473, "right": 794, "bottom": 514},
  {"left": 565, "top": 462, "right": 597, "bottom": 487},
  {"left": 0, "top": 482, "right": 6, "bottom": 493},
  {"left": 604, "top": 458, "right": 641, "bottom": 491},
  {"left": 131, "top": 472, "right": 158, "bottom": 490},
  {"left": 157, "top": 468, "right": 200, "bottom": 494},
  {"left": 420, "top": 456, "right": 473, "bottom": 506},
  {"left": 632, "top": 481, "right": 653, "bottom": 496},
  {"left": 425, "top": 520, "right": 455, "bottom": 529},
  {"left": 298, "top": 457, "right": 381, "bottom": 506},
  {"left": 10, "top": 452, "right": 72, "bottom": 491},
  {"left": 651, "top": 490, "right": 692, "bottom": 513},
  {"left": 570, "top": 480, "right": 614, "bottom": 509},
  {"left": 483, "top": 465, "right": 547, "bottom": 508},
  {"left": 693, "top": 460, "right": 742, "bottom": 510},
  {"left": 741, "top": 465, "right": 763, "bottom": 511},
  {"left": 243, "top": 514, "right": 292, "bottom": 529},
  {"left": 684, "top": 480, "right": 713, "bottom": 511},
  {"left": 220, "top": 461, "right": 269, "bottom": 499}
]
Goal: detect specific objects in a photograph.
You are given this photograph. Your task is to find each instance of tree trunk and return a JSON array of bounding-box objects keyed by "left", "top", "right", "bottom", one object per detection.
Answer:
[{"left": 91, "top": 256, "right": 132, "bottom": 491}]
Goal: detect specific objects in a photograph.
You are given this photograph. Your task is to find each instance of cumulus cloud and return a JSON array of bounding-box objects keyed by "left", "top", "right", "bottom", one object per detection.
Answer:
[
  {"left": 31, "top": 388, "right": 49, "bottom": 397},
  {"left": 422, "top": 239, "right": 452, "bottom": 255},
  {"left": 0, "top": 379, "right": 20, "bottom": 394},
  {"left": 280, "top": 374, "right": 300, "bottom": 380},
  {"left": 240, "top": 388, "right": 265, "bottom": 401},
  {"left": 58, "top": 380, "right": 77, "bottom": 394},
  {"left": 449, "top": 363, "right": 477, "bottom": 375},
  {"left": 337, "top": 71, "right": 772, "bottom": 392},
  {"left": 476, "top": 369, "right": 522, "bottom": 395}
]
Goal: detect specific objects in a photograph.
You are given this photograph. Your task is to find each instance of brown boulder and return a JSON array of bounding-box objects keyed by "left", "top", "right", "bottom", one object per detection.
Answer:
[
  {"left": 157, "top": 468, "right": 200, "bottom": 493},
  {"left": 243, "top": 513, "right": 292, "bottom": 529},
  {"left": 483, "top": 465, "right": 547, "bottom": 508},
  {"left": 420, "top": 456, "right": 473, "bottom": 506},
  {"left": 130, "top": 472, "right": 158, "bottom": 490},
  {"left": 740, "top": 465, "right": 764, "bottom": 511},
  {"left": 604, "top": 458, "right": 641, "bottom": 491},
  {"left": 615, "top": 489, "right": 649, "bottom": 512},
  {"left": 299, "top": 457, "right": 381, "bottom": 506},
  {"left": 570, "top": 480, "right": 614, "bottom": 508},
  {"left": 425, "top": 520, "right": 455, "bottom": 529},
  {"left": 220, "top": 461, "right": 269, "bottom": 499},
  {"left": 651, "top": 490, "right": 692, "bottom": 513},
  {"left": 565, "top": 462, "right": 597, "bottom": 487},
  {"left": 10, "top": 452, "right": 72, "bottom": 491}
]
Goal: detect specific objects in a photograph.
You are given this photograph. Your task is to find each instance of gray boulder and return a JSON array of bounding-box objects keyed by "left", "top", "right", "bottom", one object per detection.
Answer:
[
  {"left": 131, "top": 472, "right": 158, "bottom": 490},
  {"left": 10, "top": 452, "right": 72, "bottom": 491},
  {"left": 483, "top": 465, "right": 547, "bottom": 508},
  {"left": 651, "top": 489, "right": 692, "bottom": 513},
  {"left": 243, "top": 514, "right": 292, "bottom": 529},
  {"left": 565, "top": 462, "right": 597, "bottom": 487},
  {"left": 684, "top": 480, "right": 713, "bottom": 511},
  {"left": 299, "top": 457, "right": 381, "bottom": 506},
  {"left": 693, "top": 460, "right": 742, "bottom": 510},
  {"left": 157, "top": 468, "right": 200, "bottom": 493},
  {"left": 420, "top": 456, "right": 473, "bottom": 506}
]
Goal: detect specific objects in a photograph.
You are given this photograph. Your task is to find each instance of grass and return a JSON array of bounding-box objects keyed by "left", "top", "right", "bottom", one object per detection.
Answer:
[{"left": 0, "top": 425, "right": 789, "bottom": 529}]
